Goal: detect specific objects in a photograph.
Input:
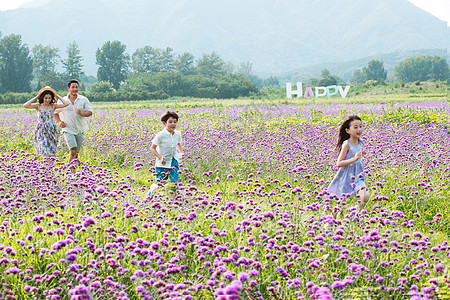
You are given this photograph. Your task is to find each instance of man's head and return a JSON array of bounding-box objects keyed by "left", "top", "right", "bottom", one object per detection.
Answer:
[{"left": 67, "top": 79, "right": 79, "bottom": 95}]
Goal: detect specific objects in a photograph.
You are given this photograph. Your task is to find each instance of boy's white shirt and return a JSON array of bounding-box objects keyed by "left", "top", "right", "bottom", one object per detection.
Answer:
[{"left": 152, "top": 129, "right": 182, "bottom": 168}]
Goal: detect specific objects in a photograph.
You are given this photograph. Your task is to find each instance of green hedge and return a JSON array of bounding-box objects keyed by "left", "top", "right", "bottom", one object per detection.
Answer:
[
  {"left": 0, "top": 90, "right": 169, "bottom": 105},
  {"left": 0, "top": 73, "right": 259, "bottom": 105},
  {"left": 0, "top": 92, "right": 36, "bottom": 105}
]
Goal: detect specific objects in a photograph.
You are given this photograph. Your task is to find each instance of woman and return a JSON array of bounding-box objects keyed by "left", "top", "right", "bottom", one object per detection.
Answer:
[{"left": 23, "top": 86, "right": 69, "bottom": 159}]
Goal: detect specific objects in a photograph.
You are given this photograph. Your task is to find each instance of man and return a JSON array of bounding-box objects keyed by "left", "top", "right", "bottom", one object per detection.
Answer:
[{"left": 54, "top": 79, "right": 93, "bottom": 167}]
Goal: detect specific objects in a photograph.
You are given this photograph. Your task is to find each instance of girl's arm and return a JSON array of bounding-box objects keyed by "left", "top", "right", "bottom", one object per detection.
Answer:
[
  {"left": 23, "top": 95, "right": 39, "bottom": 110},
  {"left": 336, "top": 142, "right": 361, "bottom": 167},
  {"left": 53, "top": 94, "right": 69, "bottom": 109},
  {"left": 151, "top": 144, "right": 166, "bottom": 165}
]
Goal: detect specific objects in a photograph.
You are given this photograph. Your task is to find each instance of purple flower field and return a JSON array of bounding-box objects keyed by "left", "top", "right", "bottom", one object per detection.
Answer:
[{"left": 0, "top": 99, "right": 449, "bottom": 299}]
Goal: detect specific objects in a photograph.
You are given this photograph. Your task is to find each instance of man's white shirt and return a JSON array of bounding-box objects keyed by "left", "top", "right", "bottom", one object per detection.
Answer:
[{"left": 55, "top": 94, "right": 93, "bottom": 134}]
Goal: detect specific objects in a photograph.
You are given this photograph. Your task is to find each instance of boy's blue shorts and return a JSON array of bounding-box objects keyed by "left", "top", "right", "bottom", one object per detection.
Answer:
[{"left": 156, "top": 158, "right": 179, "bottom": 183}]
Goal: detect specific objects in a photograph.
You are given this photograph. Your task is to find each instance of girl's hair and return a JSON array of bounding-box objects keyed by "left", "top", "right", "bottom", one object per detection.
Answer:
[
  {"left": 336, "top": 115, "right": 362, "bottom": 153},
  {"left": 38, "top": 90, "right": 56, "bottom": 104}
]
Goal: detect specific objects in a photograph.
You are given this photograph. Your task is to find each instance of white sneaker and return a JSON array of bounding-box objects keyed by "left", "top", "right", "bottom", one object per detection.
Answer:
[{"left": 146, "top": 184, "right": 158, "bottom": 199}]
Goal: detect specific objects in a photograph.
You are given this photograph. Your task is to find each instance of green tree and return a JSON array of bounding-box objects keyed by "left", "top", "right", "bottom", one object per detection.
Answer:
[
  {"left": 32, "top": 44, "right": 60, "bottom": 88},
  {"left": 430, "top": 56, "right": 450, "bottom": 81},
  {"left": 237, "top": 61, "right": 253, "bottom": 77},
  {"left": 394, "top": 55, "right": 450, "bottom": 82},
  {"left": 264, "top": 76, "right": 279, "bottom": 87},
  {"left": 349, "top": 69, "right": 365, "bottom": 84},
  {"left": 131, "top": 46, "right": 152, "bottom": 73},
  {"left": 131, "top": 46, "right": 175, "bottom": 74},
  {"left": 0, "top": 34, "right": 33, "bottom": 92},
  {"left": 90, "top": 81, "right": 114, "bottom": 93},
  {"left": 40, "top": 71, "right": 67, "bottom": 91},
  {"left": 62, "top": 41, "right": 84, "bottom": 81},
  {"left": 318, "top": 68, "right": 338, "bottom": 86},
  {"left": 159, "top": 47, "right": 175, "bottom": 72},
  {"left": 96, "top": 40, "right": 129, "bottom": 89},
  {"left": 362, "top": 59, "right": 387, "bottom": 82},
  {"left": 175, "top": 52, "right": 195, "bottom": 75},
  {"left": 195, "top": 52, "right": 227, "bottom": 78}
]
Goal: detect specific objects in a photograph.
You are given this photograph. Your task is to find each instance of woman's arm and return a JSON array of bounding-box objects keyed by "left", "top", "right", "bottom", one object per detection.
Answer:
[
  {"left": 336, "top": 142, "right": 361, "bottom": 167},
  {"left": 23, "top": 95, "right": 39, "bottom": 110},
  {"left": 53, "top": 94, "right": 69, "bottom": 109}
]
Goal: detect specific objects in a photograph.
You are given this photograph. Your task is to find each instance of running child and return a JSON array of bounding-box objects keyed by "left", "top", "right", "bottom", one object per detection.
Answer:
[
  {"left": 147, "top": 111, "right": 184, "bottom": 199},
  {"left": 328, "top": 115, "right": 369, "bottom": 214}
]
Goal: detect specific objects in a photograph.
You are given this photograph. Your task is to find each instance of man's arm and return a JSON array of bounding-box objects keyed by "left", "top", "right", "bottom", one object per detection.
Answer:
[{"left": 54, "top": 113, "right": 66, "bottom": 128}]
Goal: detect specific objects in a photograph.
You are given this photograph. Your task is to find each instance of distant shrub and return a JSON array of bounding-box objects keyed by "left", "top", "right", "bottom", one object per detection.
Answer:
[
  {"left": 364, "top": 80, "right": 378, "bottom": 87},
  {"left": 89, "top": 81, "right": 115, "bottom": 93},
  {"left": 0, "top": 92, "right": 35, "bottom": 105}
]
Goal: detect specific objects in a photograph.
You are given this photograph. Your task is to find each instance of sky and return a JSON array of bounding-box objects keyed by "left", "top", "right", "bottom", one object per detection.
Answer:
[{"left": 0, "top": 0, "right": 449, "bottom": 24}]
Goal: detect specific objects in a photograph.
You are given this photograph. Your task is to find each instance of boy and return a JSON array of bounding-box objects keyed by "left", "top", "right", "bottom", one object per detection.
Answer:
[{"left": 147, "top": 111, "right": 184, "bottom": 199}]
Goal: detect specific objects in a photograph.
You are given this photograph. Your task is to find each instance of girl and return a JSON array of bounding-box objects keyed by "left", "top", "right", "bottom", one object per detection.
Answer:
[
  {"left": 24, "top": 86, "right": 69, "bottom": 158},
  {"left": 328, "top": 115, "right": 369, "bottom": 214}
]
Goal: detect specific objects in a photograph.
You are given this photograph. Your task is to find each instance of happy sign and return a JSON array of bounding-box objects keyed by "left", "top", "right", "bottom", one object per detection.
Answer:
[{"left": 286, "top": 82, "right": 351, "bottom": 99}]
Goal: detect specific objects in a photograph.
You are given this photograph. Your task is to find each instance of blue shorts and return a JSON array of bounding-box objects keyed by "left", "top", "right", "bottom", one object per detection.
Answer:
[
  {"left": 156, "top": 158, "right": 179, "bottom": 183},
  {"left": 63, "top": 132, "right": 84, "bottom": 152}
]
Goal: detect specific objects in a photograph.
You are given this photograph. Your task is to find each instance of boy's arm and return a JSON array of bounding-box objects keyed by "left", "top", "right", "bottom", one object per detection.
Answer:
[
  {"left": 177, "top": 143, "right": 184, "bottom": 157},
  {"left": 151, "top": 144, "right": 166, "bottom": 165}
]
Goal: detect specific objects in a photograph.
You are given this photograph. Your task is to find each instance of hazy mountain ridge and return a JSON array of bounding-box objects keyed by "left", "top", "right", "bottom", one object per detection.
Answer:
[
  {"left": 0, "top": 0, "right": 448, "bottom": 76},
  {"left": 277, "top": 48, "right": 449, "bottom": 83}
]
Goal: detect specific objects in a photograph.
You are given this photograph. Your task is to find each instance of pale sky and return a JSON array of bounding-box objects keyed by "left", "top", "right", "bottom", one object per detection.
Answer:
[{"left": 0, "top": 0, "right": 449, "bottom": 24}]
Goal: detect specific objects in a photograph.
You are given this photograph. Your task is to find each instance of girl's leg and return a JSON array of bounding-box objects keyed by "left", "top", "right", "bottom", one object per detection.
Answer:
[
  {"left": 43, "top": 155, "right": 55, "bottom": 169},
  {"left": 357, "top": 188, "right": 370, "bottom": 212}
]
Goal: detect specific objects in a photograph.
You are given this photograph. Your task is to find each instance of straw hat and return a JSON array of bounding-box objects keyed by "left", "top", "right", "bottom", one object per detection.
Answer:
[{"left": 38, "top": 86, "right": 57, "bottom": 98}]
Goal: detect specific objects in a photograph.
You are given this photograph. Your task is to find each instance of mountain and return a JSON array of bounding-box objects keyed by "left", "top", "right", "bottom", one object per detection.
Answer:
[
  {"left": 278, "top": 49, "right": 449, "bottom": 83},
  {"left": 0, "top": 0, "right": 448, "bottom": 76}
]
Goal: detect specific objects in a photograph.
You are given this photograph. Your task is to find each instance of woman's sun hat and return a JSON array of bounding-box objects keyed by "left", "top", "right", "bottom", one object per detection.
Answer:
[{"left": 38, "top": 86, "right": 57, "bottom": 98}]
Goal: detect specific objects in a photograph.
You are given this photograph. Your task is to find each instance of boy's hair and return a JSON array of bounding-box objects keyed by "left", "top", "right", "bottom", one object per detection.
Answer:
[
  {"left": 38, "top": 90, "right": 56, "bottom": 104},
  {"left": 161, "top": 111, "right": 179, "bottom": 123},
  {"left": 336, "top": 115, "right": 362, "bottom": 153},
  {"left": 67, "top": 79, "right": 79, "bottom": 88}
]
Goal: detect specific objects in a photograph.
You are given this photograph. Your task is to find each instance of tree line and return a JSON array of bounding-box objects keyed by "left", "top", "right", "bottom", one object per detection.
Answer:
[
  {"left": 0, "top": 32, "right": 448, "bottom": 103},
  {"left": 0, "top": 33, "right": 278, "bottom": 101},
  {"left": 349, "top": 57, "right": 449, "bottom": 85}
]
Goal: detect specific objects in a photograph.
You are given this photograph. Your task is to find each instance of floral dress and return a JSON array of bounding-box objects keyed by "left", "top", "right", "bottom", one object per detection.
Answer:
[{"left": 34, "top": 109, "right": 59, "bottom": 156}]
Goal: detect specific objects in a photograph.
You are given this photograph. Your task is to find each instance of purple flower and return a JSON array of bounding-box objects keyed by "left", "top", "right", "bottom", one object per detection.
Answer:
[
  {"left": 238, "top": 272, "right": 248, "bottom": 282},
  {"left": 315, "top": 287, "right": 333, "bottom": 299},
  {"left": 82, "top": 217, "right": 96, "bottom": 228},
  {"left": 66, "top": 254, "right": 77, "bottom": 263},
  {"left": 95, "top": 186, "right": 105, "bottom": 194},
  {"left": 6, "top": 267, "right": 20, "bottom": 275},
  {"left": 331, "top": 280, "right": 345, "bottom": 290},
  {"left": 68, "top": 284, "right": 91, "bottom": 299}
]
